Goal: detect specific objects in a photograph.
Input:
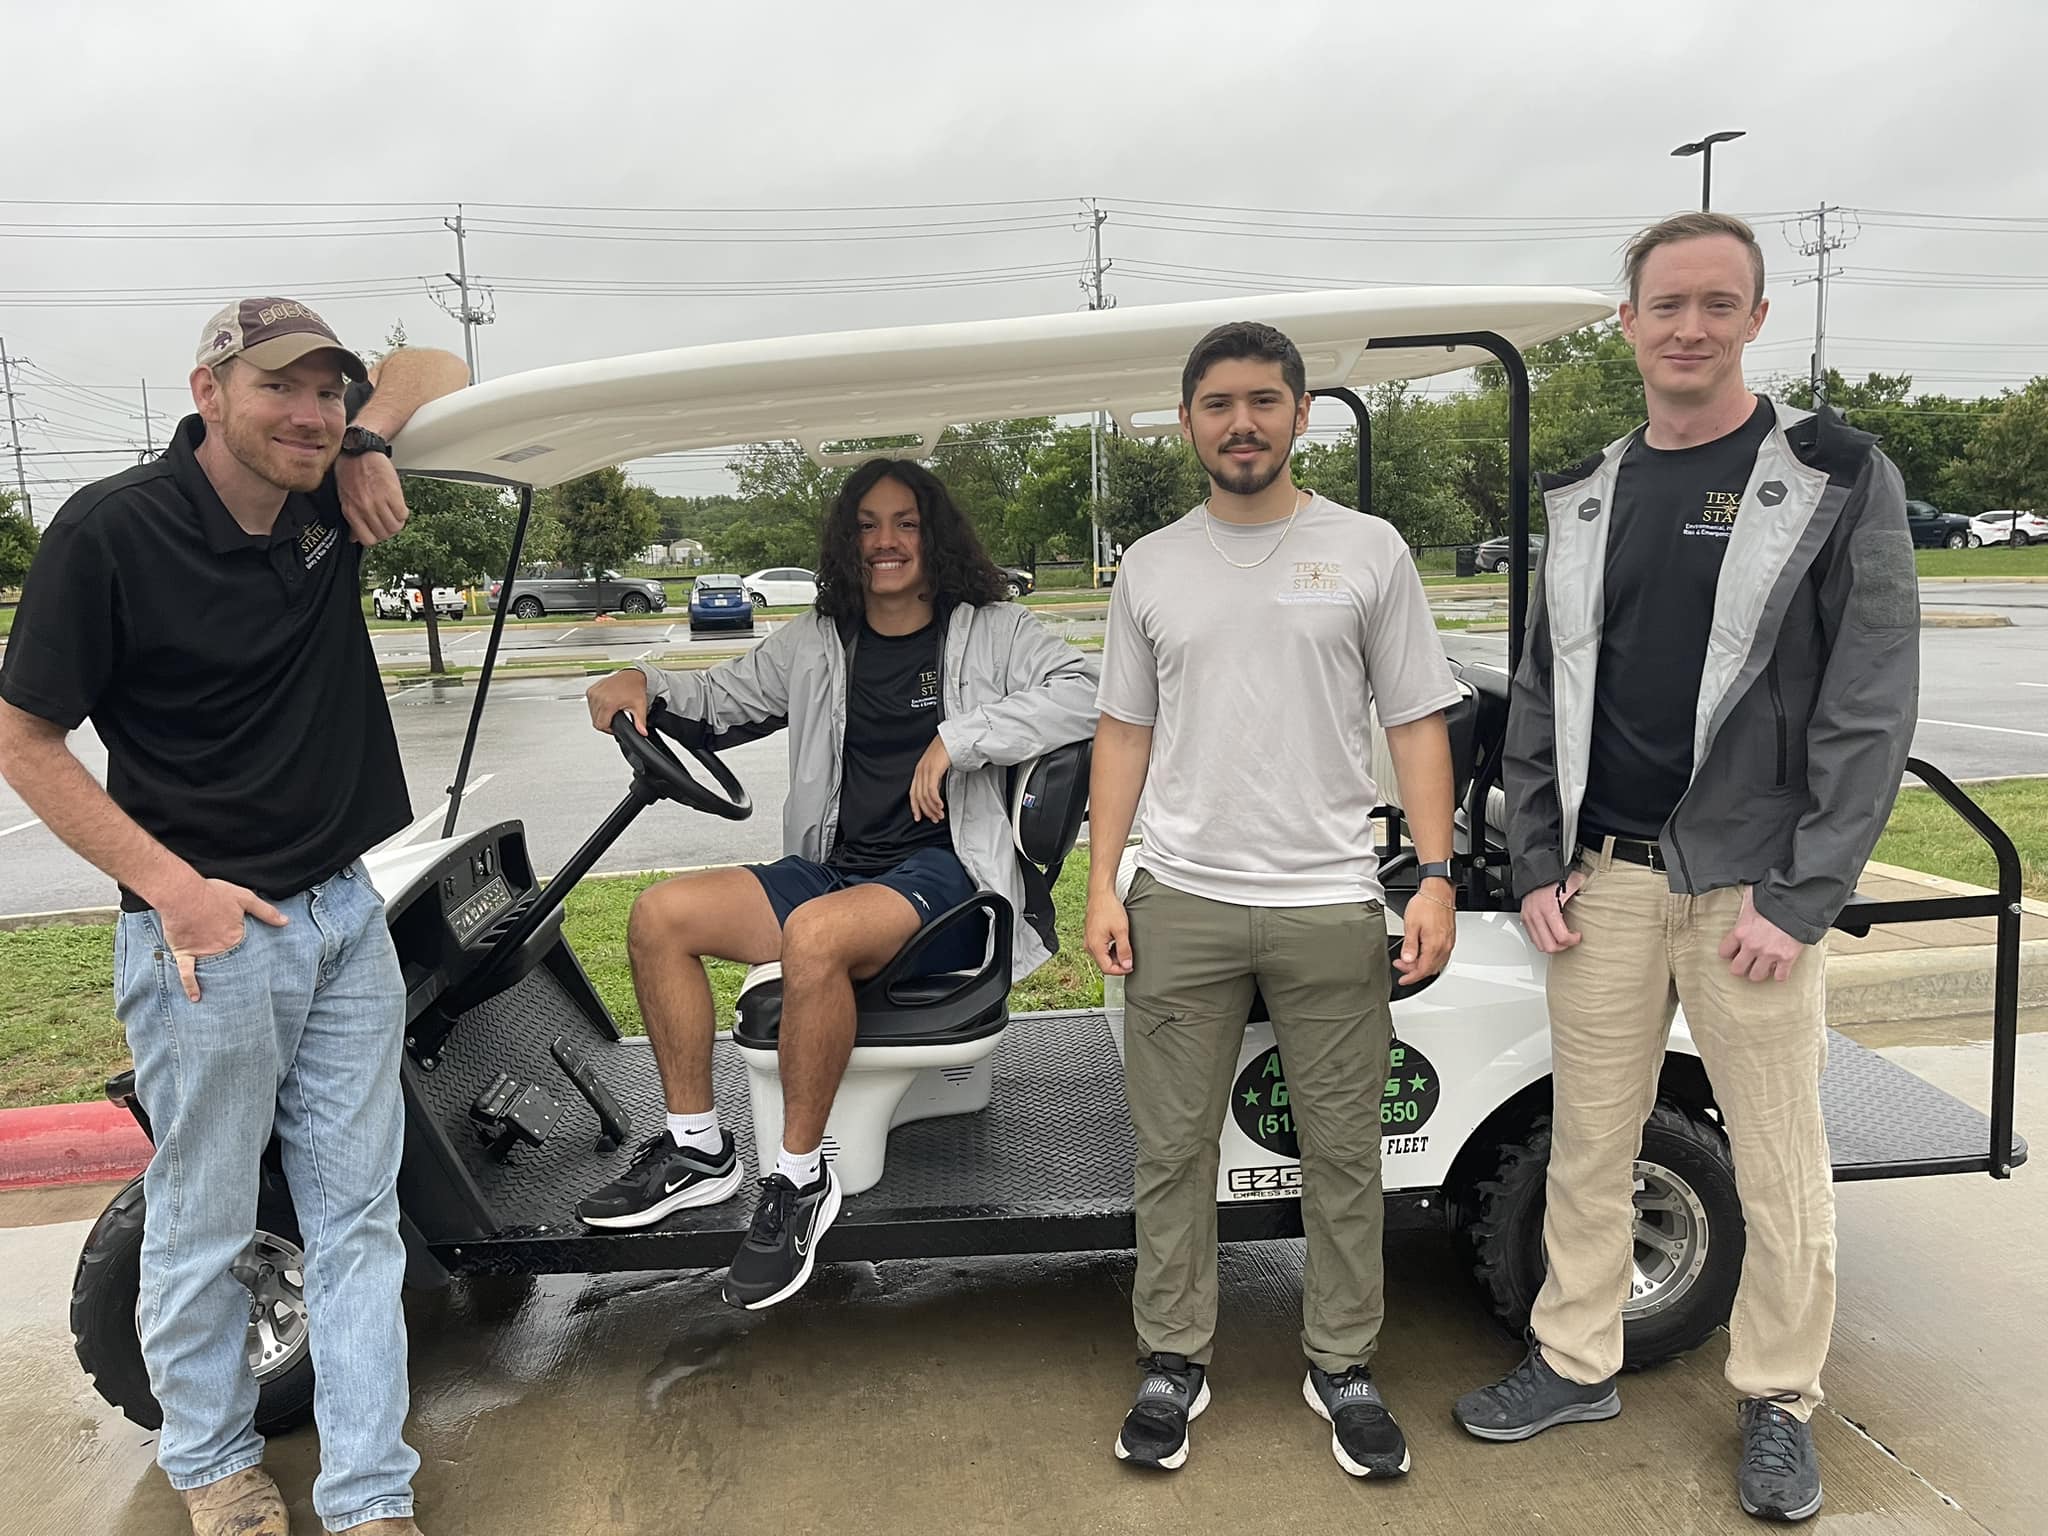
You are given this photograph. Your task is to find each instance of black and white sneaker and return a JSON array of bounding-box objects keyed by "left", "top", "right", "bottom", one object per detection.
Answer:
[
  {"left": 575, "top": 1130, "right": 744, "bottom": 1229},
  {"left": 1303, "top": 1364, "right": 1410, "bottom": 1478},
  {"left": 722, "top": 1162, "right": 841, "bottom": 1310},
  {"left": 1114, "top": 1353, "right": 1210, "bottom": 1471}
]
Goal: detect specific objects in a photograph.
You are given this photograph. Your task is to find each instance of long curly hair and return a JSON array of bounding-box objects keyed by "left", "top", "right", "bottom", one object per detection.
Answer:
[{"left": 815, "top": 458, "right": 1007, "bottom": 620}]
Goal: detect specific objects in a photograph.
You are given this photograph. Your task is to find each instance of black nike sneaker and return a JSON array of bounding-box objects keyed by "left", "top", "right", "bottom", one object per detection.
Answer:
[
  {"left": 722, "top": 1162, "right": 842, "bottom": 1310},
  {"left": 1114, "top": 1353, "right": 1210, "bottom": 1471},
  {"left": 574, "top": 1130, "right": 744, "bottom": 1229}
]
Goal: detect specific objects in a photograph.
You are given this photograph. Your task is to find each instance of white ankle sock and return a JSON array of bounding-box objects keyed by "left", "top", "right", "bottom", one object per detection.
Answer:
[
  {"left": 666, "top": 1109, "right": 722, "bottom": 1155},
  {"left": 776, "top": 1143, "right": 823, "bottom": 1187}
]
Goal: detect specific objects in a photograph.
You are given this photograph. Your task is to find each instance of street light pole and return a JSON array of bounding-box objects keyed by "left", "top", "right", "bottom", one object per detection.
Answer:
[{"left": 1671, "top": 129, "right": 1746, "bottom": 211}]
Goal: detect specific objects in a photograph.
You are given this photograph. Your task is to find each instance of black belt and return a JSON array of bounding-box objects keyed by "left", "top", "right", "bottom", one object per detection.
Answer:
[{"left": 1580, "top": 835, "right": 1668, "bottom": 872}]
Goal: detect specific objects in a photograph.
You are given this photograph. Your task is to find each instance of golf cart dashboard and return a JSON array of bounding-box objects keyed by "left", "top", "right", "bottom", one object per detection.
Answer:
[{"left": 385, "top": 823, "right": 548, "bottom": 1019}]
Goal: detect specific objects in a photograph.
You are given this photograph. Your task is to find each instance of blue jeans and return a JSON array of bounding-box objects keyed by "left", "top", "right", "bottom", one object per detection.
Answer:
[{"left": 115, "top": 861, "right": 418, "bottom": 1530}]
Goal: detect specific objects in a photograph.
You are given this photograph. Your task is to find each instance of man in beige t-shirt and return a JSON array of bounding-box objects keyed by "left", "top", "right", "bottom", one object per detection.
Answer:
[{"left": 1087, "top": 321, "right": 1460, "bottom": 1481}]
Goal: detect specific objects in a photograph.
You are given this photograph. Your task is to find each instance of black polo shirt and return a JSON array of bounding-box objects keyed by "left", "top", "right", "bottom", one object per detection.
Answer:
[{"left": 0, "top": 414, "right": 410, "bottom": 901}]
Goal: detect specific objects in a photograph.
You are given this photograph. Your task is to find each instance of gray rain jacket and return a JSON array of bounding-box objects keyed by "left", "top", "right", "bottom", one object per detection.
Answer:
[
  {"left": 1503, "top": 401, "right": 1921, "bottom": 944},
  {"left": 635, "top": 601, "right": 1099, "bottom": 980}
]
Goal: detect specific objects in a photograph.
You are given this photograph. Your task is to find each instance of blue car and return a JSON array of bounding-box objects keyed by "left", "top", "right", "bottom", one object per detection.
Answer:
[{"left": 688, "top": 572, "right": 755, "bottom": 635}]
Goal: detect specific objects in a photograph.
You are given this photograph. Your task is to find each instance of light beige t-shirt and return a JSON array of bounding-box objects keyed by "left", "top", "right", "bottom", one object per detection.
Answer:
[{"left": 1097, "top": 493, "right": 1459, "bottom": 906}]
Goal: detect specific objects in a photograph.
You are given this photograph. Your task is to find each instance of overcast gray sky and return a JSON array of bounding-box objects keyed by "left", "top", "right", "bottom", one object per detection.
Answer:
[{"left": 5, "top": 0, "right": 2044, "bottom": 520}]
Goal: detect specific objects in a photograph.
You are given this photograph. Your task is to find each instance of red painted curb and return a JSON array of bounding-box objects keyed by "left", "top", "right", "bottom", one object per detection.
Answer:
[{"left": 0, "top": 1101, "right": 152, "bottom": 1191}]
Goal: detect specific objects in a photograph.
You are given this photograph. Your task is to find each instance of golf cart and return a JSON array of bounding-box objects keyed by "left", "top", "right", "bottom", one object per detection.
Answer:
[{"left": 71, "top": 289, "right": 2029, "bottom": 1435}]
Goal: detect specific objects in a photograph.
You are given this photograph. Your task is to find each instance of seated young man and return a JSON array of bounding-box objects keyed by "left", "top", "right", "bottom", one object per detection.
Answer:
[{"left": 576, "top": 458, "right": 1097, "bottom": 1309}]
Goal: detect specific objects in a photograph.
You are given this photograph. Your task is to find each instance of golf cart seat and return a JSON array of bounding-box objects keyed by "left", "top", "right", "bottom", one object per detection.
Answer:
[
  {"left": 1366, "top": 671, "right": 1488, "bottom": 815},
  {"left": 730, "top": 738, "right": 1092, "bottom": 1195}
]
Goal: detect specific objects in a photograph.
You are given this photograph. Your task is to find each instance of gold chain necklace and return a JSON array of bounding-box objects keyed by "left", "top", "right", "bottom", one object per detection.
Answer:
[{"left": 1202, "top": 489, "right": 1307, "bottom": 569}]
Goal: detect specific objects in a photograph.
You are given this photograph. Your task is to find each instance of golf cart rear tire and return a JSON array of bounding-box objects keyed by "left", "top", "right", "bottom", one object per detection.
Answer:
[
  {"left": 71, "top": 1174, "right": 317, "bottom": 1436},
  {"left": 1457, "top": 1101, "right": 1744, "bottom": 1369}
]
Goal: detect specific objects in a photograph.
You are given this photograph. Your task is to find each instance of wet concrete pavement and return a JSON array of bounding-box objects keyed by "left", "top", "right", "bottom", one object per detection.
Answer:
[{"left": 1, "top": 1024, "right": 2039, "bottom": 1534}]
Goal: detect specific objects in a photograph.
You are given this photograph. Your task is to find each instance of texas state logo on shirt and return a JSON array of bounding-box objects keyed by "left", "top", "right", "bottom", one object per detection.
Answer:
[
  {"left": 1684, "top": 490, "right": 1741, "bottom": 540},
  {"left": 910, "top": 667, "right": 939, "bottom": 709},
  {"left": 1279, "top": 559, "right": 1349, "bottom": 605}
]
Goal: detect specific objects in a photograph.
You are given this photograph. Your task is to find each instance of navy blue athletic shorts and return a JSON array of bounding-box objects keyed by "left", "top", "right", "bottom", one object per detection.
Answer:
[{"left": 747, "top": 846, "right": 986, "bottom": 975}]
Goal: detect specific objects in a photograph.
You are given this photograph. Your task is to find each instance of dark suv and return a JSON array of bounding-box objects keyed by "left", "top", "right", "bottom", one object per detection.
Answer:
[
  {"left": 486, "top": 564, "right": 669, "bottom": 618},
  {"left": 1906, "top": 500, "right": 1971, "bottom": 550}
]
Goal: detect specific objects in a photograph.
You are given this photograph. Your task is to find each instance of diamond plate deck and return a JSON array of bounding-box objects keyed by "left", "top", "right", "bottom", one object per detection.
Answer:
[{"left": 403, "top": 962, "right": 2024, "bottom": 1274}]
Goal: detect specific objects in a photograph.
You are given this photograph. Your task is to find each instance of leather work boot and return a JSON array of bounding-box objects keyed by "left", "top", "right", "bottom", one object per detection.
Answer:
[{"left": 180, "top": 1467, "right": 288, "bottom": 1535}]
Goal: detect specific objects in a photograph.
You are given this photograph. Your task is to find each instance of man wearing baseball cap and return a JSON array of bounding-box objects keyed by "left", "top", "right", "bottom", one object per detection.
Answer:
[{"left": 0, "top": 301, "right": 468, "bottom": 1535}]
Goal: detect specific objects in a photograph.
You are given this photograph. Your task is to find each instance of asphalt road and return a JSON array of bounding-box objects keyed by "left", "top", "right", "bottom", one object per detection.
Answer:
[{"left": 2, "top": 584, "right": 2041, "bottom": 917}]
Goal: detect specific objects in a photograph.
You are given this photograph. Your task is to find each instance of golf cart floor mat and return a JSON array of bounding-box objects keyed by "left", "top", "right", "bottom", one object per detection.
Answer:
[{"left": 409, "top": 965, "right": 2024, "bottom": 1275}]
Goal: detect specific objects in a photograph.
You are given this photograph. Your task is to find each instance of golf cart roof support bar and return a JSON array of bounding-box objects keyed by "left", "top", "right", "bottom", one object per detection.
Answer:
[
  {"left": 1896, "top": 756, "right": 2024, "bottom": 1178},
  {"left": 1364, "top": 331, "right": 1532, "bottom": 673},
  {"left": 441, "top": 483, "right": 535, "bottom": 840},
  {"left": 1308, "top": 386, "right": 1372, "bottom": 517}
]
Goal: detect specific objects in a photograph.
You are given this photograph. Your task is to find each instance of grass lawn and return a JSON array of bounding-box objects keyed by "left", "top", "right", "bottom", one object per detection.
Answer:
[
  {"left": 0, "top": 604, "right": 13, "bottom": 640},
  {"left": 1916, "top": 544, "right": 2048, "bottom": 578},
  {"left": 1873, "top": 777, "right": 2048, "bottom": 901}
]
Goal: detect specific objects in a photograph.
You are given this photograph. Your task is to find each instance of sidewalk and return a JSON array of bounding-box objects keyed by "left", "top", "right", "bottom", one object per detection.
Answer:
[{"left": 1828, "top": 860, "right": 2048, "bottom": 1027}]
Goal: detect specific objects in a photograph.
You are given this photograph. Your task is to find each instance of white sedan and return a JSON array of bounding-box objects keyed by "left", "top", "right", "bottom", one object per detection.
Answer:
[
  {"left": 743, "top": 566, "right": 819, "bottom": 608},
  {"left": 1969, "top": 510, "right": 2048, "bottom": 547}
]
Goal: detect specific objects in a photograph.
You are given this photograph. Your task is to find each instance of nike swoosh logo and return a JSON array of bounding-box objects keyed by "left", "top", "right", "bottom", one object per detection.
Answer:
[{"left": 664, "top": 1176, "right": 693, "bottom": 1194}]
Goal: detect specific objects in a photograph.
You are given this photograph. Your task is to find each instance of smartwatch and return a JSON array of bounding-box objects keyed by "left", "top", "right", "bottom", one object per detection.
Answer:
[
  {"left": 1416, "top": 861, "right": 1456, "bottom": 885},
  {"left": 340, "top": 425, "right": 393, "bottom": 457}
]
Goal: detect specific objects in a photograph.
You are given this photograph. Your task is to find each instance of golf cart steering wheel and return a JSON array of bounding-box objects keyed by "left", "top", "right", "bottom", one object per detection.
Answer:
[{"left": 610, "top": 699, "right": 752, "bottom": 821}]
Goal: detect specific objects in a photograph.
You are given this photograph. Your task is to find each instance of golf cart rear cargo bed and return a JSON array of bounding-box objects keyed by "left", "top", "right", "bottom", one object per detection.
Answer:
[{"left": 414, "top": 968, "right": 2025, "bottom": 1275}]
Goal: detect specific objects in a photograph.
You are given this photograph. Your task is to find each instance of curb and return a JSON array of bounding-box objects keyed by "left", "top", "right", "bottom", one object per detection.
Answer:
[
  {"left": 1827, "top": 939, "right": 2048, "bottom": 1026},
  {"left": 0, "top": 1100, "right": 151, "bottom": 1191},
  {"left": 0, "top": 905, "right": 118, "bottom": 933},
  {"left": 1920, "top": 611, "right": 2012, "bottom": 629}
]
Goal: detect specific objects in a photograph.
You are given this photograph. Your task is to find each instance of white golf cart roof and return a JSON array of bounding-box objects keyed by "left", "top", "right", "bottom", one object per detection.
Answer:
[{"left": 391, "top": 286, "right": 1613, "bottom": 488}]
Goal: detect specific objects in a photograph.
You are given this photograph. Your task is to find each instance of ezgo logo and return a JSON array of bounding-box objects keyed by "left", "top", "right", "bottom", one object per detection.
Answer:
[{"left": 1230, "top": 1040, "right": 1441, "bottom": 1162}]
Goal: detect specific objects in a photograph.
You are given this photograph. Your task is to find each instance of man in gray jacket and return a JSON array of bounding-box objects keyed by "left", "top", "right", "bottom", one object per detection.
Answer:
[
  {"left": 1451, "top": 213, "right": 1918, "bottom": 1525},
  {"left": 577, "top": 458, "right": 1097, "bottom": 1310}
]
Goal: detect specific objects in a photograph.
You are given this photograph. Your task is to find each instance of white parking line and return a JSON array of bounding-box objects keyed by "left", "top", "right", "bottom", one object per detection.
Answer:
[
  {"left": 0, "top": 817, "right": 41, "bottom": 839},
  {"left": 2016, "top": 682, "right": 2048, "bottom": 690},
  {"left": 1919, "top": 717, "right": 2048, "bottom": 741},
  {"left": 637, "top": 624, "right": 676, "bottom": 660},
  {"left": 383, "top": 773, "right": 497, "bottom": 848},
  {"left": 557, "top": 626, "right": 582, "bottom": 646}
]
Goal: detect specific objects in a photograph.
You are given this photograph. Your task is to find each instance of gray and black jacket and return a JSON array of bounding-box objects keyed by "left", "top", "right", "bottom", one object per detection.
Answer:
[{"left": 1503, "top": 400, "right": 1920, "bottom": 945}]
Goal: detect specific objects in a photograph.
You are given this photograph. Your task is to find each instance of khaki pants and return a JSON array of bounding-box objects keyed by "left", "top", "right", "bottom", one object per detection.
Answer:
[
  {"left": 1122, "top": 869, "right": 1394, "bottom": 1373},
  {"left": 1531, "top": 844, "right": 1835, "bottom": 1418}
]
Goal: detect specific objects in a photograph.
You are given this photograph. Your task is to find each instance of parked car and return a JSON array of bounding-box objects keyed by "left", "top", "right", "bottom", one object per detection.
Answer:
[
  {"left": 1906, "top": 500, "right": 1972, "bottom": 550},
  {"left": 371, "top": 576, "right": 465, "bottom": 622},
  {"left": 689, "top": 572, "right": 755, "bottom": 634},
  {"left": 998, "top": 565, "right": 1036, "bottom": 599},
  {"left": 485, "top": 564, "right": 668, "bottom": 618},
  {"left": 742, "top": 566, "right": 818, "bottom": 608},
  {"left": 1968, "top": 510, "right": 2048, "bottom": 548},
  {"left": 1471, "top": 533, "right": 1546, "bottom": 574}
]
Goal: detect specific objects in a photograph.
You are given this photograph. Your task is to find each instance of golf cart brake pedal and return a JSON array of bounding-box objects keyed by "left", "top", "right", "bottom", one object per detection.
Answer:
[
  {"left": 549, "top": 1033, "right": 633, "bottom": 1150},
  {"left": 468, "top": 1072, "right": 563, "bottom": 1159}
]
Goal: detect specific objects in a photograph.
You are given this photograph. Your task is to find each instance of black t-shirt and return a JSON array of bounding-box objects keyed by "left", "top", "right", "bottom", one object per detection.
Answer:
[
  {"left": 830, "top": 617, "right": 950, "bottom": 873},
  {"left": 1578, "top": 396, "right": 1774, "bottom": 842},
  {"left": 0, "top": 414, "right": 410, "bottom": 900}
]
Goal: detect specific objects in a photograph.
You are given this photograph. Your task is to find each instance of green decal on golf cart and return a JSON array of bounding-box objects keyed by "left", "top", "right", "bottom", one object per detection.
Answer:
[{"left": 1232, "top": 1040, "right": 1441, "bottom": 1158}]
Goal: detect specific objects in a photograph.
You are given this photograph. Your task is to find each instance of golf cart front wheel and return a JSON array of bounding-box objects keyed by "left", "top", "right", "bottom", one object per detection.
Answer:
[
  {"left": 1455, "top": 1100, "right": 1744, "bottom": 1369},
  {"left": 71, "top": 1174, "right": 317, "bottom": 1435}
]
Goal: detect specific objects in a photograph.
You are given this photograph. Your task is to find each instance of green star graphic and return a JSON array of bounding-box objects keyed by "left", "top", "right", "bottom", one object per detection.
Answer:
[
  {"left": 1410, "top": 1075, "right": 1430, "bottom": 1093},
  {"left": 1242, "top": 1088, "right": 1261, "bottom": 1107}
]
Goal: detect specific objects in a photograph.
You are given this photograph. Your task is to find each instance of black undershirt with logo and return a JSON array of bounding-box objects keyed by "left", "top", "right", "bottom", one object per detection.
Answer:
[
  {"left": 1578, "top": 395, "right": 1774, "bottom": 843},
  {"left": 830, "top": 617, "right": 951, "bottom": 873}
]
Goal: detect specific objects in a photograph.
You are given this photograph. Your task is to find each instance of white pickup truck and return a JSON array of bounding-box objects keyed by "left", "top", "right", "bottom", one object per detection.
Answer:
[{"left": 370, "top": 576, "right": 466, "bottom": 621}]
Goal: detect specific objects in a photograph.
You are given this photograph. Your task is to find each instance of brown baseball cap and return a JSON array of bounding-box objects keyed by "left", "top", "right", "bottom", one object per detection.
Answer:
[{"left": 195, "top": 297, "right": 370, "bottom": 381}]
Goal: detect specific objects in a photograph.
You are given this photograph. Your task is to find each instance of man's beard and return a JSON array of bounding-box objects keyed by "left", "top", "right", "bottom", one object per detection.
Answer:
[
  {"left": 1200, "top": 433, "right": 1293, "bottom": 498},
  {"left": 219, "top": 406, "right": 334, "bottom": 494}
]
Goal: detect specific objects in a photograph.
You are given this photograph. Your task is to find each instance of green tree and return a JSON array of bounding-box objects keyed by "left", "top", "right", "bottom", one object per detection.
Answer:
[
  {"left": 1102, "top": 434, "right": 1206, "bottom": 551},
  {"left": 364, "top": 478, "right": 523, "bottom": 673},
  {"left": 1782, "top": 370, "right": 1996, "bottom": 506},
  {"left": 1294, "top": 383, "right": 1476, "bottom": 549},
  {"left": 0, "top": 489, "right": 37, "bottom": 591},
  {"left": 1009, "top": 425, "right": 1094, "bottom": 562},
  {"left": 1937, "top": 377, "right": 2048, "bottom": 514},
  {"left": 554, "top": 467, "right": 659, "bottom": 592},
  {"left": 929, "top": 416, "right": 1053, "bottom": 561},
  {"left": 720, "top": 441, "right": 841, "bottom": 570}
]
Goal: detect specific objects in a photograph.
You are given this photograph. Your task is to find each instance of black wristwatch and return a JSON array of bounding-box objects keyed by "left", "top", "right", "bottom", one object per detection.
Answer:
[
  {"left": 1416, "top": 861, "right": 1456, "bottom": 885},
  {"left": 340, "top": 425, "right": 393, "bottom": 457}
]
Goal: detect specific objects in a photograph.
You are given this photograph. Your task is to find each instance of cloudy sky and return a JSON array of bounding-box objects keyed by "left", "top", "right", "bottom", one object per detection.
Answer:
[{"left": 4, "top": 0, "right": 2044, "bottom": 520}]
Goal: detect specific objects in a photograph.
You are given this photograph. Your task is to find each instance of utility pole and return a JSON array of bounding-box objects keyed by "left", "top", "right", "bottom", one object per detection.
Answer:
[
  {"left": 138, "top": 379, "right": 156, "bottom": 456},
  {"left": 1080, "top": 199, "right": 1114, "bottom": 586},
  {"left": 432, "top": 204, "right": 494, "bottom": 383},
  {"left": 1795, "top": 204, "right": 1855, "bottom": 407},
  {"left": 0, "top": 338, "right": 29, "bottom": 520}
]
